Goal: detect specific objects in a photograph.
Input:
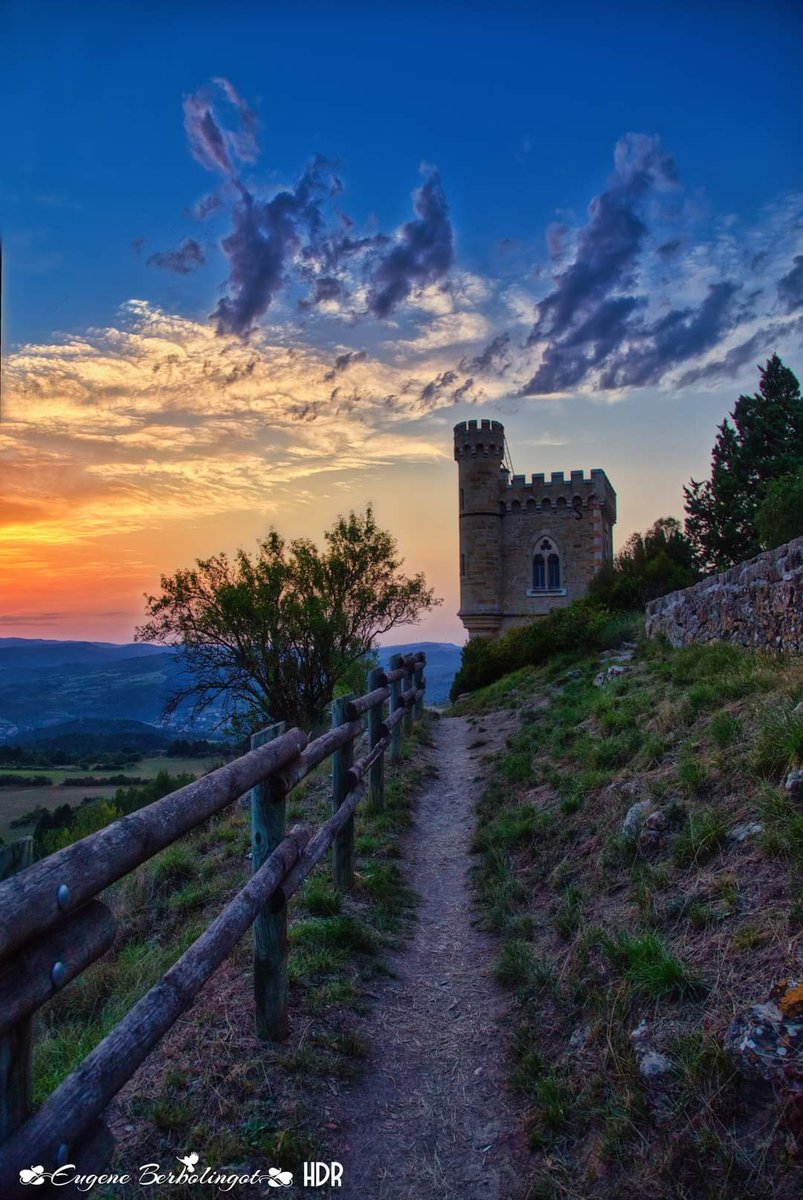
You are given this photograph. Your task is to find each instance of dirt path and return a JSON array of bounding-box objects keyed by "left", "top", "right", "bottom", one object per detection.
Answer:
[{"left": 333, "top": 712, "right": 529, "bottom": 1200}]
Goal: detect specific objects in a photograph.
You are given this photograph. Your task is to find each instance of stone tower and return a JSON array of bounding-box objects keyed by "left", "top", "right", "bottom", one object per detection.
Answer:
[{"left": 454, "top": 418, "right": 617, "bottom": 639}]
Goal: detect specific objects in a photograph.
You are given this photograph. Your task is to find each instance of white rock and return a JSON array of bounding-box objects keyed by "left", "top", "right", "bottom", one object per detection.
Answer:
[
  {"left": 728, "top": 821, "right": 763, "bottom": 843},
  {"left": 623, "top": 800, "right": 653, "bottom": 837},
  {"left": 638, "top": 1050, "right": 673, "bottom": 1080}
]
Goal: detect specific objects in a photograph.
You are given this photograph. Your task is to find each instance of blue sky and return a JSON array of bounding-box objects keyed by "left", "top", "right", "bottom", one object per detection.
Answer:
[
  {"left": 3, "top": 0, "right": 801, "bottom": 343},
  {"left": 1, "top": 0, "right": 801, "bottom": 642}
]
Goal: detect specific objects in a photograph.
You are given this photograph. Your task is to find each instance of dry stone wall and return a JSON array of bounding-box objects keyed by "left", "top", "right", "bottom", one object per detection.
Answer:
[{"left": 645, "top": 536, "right": 803, "bottom": 652}]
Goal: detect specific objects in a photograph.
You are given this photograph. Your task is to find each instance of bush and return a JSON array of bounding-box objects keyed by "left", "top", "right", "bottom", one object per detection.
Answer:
[
  {"left": 450, "top": 601, "right": 636, "bottom": 699},
  {"left": 588, "top": 517, "right": 699, "bottom": 611}
]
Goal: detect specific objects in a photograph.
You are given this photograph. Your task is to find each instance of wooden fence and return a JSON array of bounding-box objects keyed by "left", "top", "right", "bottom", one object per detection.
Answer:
[{"left": 0, "top": 652, "right": 426, "bottom": 1195}]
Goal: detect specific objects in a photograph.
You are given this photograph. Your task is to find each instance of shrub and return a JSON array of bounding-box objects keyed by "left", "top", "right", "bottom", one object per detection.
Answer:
[
  {"left": 588, "top": 517, "right": 698, "bottom": 611},
  {"left": 450, "top": 601, "right": 637, "bottom": 699}
]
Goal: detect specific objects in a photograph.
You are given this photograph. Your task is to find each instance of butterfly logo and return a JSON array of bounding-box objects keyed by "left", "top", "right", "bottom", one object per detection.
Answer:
[
  {"left": 177, "top": 1153, "right": 199, "bottom": 1170},
  {"left": 267, "top": 1167, "right": 293, "bottom": 1187},
  {"left": 19, "top": 1166, "right": 46, "bottom": 1186}
]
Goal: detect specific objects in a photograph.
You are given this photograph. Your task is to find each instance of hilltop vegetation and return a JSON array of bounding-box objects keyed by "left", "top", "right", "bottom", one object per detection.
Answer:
[{"left": 457, "top": 635, "right": 802, "bottom": 1198}]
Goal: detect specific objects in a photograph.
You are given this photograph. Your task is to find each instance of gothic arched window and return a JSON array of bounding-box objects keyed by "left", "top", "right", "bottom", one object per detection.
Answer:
[{"left": 532, "top": 538, "right": 562, "bottom": 592}]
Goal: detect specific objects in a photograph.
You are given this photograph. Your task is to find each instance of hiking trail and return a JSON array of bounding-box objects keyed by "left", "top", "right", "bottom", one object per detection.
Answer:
[{"left": 330, "top": 711, "right": 529, "bottom": 1200}]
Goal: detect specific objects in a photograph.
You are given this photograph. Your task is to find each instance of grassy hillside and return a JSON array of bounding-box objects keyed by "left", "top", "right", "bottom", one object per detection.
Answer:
[{"left": 456, "top": 636, "right": 802, "bottom": 1199}]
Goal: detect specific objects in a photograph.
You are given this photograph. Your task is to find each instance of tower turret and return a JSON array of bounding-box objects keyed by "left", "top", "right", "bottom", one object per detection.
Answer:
[{"left": 454, "top": 419, "right": 506, "bottom": 637}]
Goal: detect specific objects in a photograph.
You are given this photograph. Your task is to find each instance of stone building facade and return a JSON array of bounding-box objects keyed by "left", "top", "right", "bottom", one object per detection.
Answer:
[{"left": 454, "top": 418, "right": 617, "bottom": 638}]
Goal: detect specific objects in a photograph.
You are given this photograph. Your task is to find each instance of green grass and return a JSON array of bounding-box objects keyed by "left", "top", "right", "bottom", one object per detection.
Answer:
[
  {"left": 672, "top": 806, "right": 729, "bottom": 866},
  {"left": 750, "top": 705, "right": 803, "bottom": 778},
  {"left": 759, "top": 784, "right": 803, "bottom": 871},
  {"left": 710, "top": 710, "right": 742, "bottom": 749},
  {"left": 600, "top": 930, "right": 699, "bottom": 999},
  {"left": 302, "top": 875, "right": 343, "bottom": 916}
]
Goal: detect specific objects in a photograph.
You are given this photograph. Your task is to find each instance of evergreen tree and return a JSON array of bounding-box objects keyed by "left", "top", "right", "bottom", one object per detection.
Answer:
[
  {"left": 684, "top": 355, "right": 803, "bottom": 571},
  {"left": 755, "top": 466, "right": 803, "bottom": 549}
]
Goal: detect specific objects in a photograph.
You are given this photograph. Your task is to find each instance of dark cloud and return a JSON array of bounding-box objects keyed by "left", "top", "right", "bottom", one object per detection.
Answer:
[
  {"left": 147, "top": 238, "right": 206, "bottom": 275},
  {"left": 212, "top": 157, "right": 341, "bottom": 336},
  {"left": 676, "top": 315, "right": 803, "bottom": 386},
  {"left": 657, "top": 239, "right": 682, "bottom": 258},
  {"left": 598, "top": 282, "right": 740, "bottom": 389},
  {"left": 519, "top": 133, "right": 754, "bottom": 393},
  {"left": 183, "top": 78, "right": 258, "bottom": 177},
  {"left": 460, "top": 332, "right": 511, "bottom": 374},
  {"left": 176, "top": 80, "right": 456, "bottom": 335},
  {"left": 192, "top": 193, "right": 224, "bottom": 220},
  {"left": 418, "top": 369, "right": 476, "bottom": 409},
  {"left": 546, "top": 222, "right": 571, "bottom": 262},
  {"left": 323, "top": 349, "right": 367, "bottom": 382},
  {"left": 778, "top": 255, "right": 803, "bottom": 313},
  {"left": 675, "top": 327, "right": 773, "bottom": 387},
  {"left": 366, "top": 170, "right": 455, "bottom": 318}
]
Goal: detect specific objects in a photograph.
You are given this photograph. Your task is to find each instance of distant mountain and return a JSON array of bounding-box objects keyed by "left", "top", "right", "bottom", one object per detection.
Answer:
[
  {"left": 376, "top": 642, "right": 461, "bottom": 705},
  {"left": 0, "top": 641, "right": 207, "bottom": 744},
  {"left": 0, "top": 637, "right": 462, "bottom": 744},
  {"left": 0, "top": 639, "right": 172, "bottom": 670}
]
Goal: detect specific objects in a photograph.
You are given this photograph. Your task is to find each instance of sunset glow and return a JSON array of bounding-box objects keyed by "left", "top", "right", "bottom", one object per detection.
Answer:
[{"left": 2, "top": 2, "right": 801, "bottom": 645}]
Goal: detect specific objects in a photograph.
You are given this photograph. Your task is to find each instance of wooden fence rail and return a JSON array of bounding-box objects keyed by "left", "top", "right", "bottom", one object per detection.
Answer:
[{"left": 0, "top": 652, "right": 426, "bottom": 1194}]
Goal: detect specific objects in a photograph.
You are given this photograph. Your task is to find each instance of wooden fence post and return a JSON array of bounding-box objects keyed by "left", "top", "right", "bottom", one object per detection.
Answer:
[
  {"left": 367, "top": 667, "right": 385, "bottom": 811},
  {"left": 403, "top": 659, "right": 414, "bottom": 737},
  {"left": 250, "top": 722, "right": 289, "bottom": 1041},
  {"left": 389, "top": 653, "right": 403, "bottom": 765},
  {"left": 331, "top": 696, "right": 355, "bottom": 890},
  {"left": 0, "top": 837, "right": 33, "bottom": 1144},
  {"left": 414, "top": 656, "right": 425, "bottom": 719}
]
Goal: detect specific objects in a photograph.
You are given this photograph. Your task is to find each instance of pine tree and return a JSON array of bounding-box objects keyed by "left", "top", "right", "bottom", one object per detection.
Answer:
[{"left": 684, "top": 355, "right": 803, "bottom": 571}]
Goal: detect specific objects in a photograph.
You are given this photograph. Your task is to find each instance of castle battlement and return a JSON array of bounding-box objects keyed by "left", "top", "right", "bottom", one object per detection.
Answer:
[
  {"left": 453, "top": 418, "right": 505, "bottom": 461},
  {"left": 503, "top": 466, "right": 616, "bottom": 520},
  {"left": 453, "top": 418, "right": 617, "bottom": 638}
]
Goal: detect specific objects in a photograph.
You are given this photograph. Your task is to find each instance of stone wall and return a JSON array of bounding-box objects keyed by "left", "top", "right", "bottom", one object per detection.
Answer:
[{"left": 645, "top": 536, "right": 803, "bottom": 652}]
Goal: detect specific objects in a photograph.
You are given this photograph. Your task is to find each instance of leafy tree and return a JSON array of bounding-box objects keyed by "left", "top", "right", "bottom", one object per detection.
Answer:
[
  {"left": 588, "top": 517, "right": 699, "bottom": 611},
  {"left": 684, "top": 355, "right": 803, "bottom": 571},
  {"left": 136, "top": 506, "right": 439, "bottom": 733},
  {"left": 755, "top": 466, "right": 803, "bottom": 549}
]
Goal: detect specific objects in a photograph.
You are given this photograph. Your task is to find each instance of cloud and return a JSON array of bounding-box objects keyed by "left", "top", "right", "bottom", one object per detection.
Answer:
[
  {"left": 2, "top": 300, "right": 485, "bottom": 559},
  {"left": 676, "top": 316, "right": 803, "bottom": 386},
  {"left": 522, "top": 133, "right": 679, "bottom": 393},
  {"left": 192, "top": 193, "right": 224, "bottom": 220},
  {"left": 460, "top": 332, "right": 512, "bottom": 374},
  {"left": 323, "top": 349, "right": 366, "bottom": 381},
  {"left": 147, "top": 238, "right": 206, "bottom": 275},
  {"left": 512, "top": 135, "right": 803, "bottom": 394},
  {"left": 778, "top": 255, "right": 803, "bottom": 312},
  {"left": 182, "top": 78, "right": 258, "bottom": 177},
  {"left": 366, "top": 169, "right": 455, "bottom": 318},
  {"left": 211, "top": 156, "right": 346, "bottom": 336}
]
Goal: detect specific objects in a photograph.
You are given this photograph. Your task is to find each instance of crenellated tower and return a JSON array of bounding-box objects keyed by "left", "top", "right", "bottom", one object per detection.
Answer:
[
  {"left": 454, "top": 418, "right": 617, "bottom": 639},
  {"left": 453, "top": 419, "right": 507, "bottom": 637}
]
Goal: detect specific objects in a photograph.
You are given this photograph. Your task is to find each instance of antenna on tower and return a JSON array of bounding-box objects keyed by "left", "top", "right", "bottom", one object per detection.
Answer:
[{"left": 503, "top": 432, "right": 514, "bottom": 477}]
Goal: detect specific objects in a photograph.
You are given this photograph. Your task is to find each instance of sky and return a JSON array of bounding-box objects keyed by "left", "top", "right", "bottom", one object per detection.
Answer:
[{"left": 1, "top": 0, "right": 801, "bottom": 646}]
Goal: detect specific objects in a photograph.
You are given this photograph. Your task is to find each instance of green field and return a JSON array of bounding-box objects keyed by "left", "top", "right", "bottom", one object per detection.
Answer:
[{"left": 0, "top": 755, "right": 222, "bottom": 840}]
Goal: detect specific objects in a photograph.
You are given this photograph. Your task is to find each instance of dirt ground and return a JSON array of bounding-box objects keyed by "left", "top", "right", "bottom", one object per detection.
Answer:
[{"left": 323, "top": 712, "right": 530, "bottom": 1200}]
